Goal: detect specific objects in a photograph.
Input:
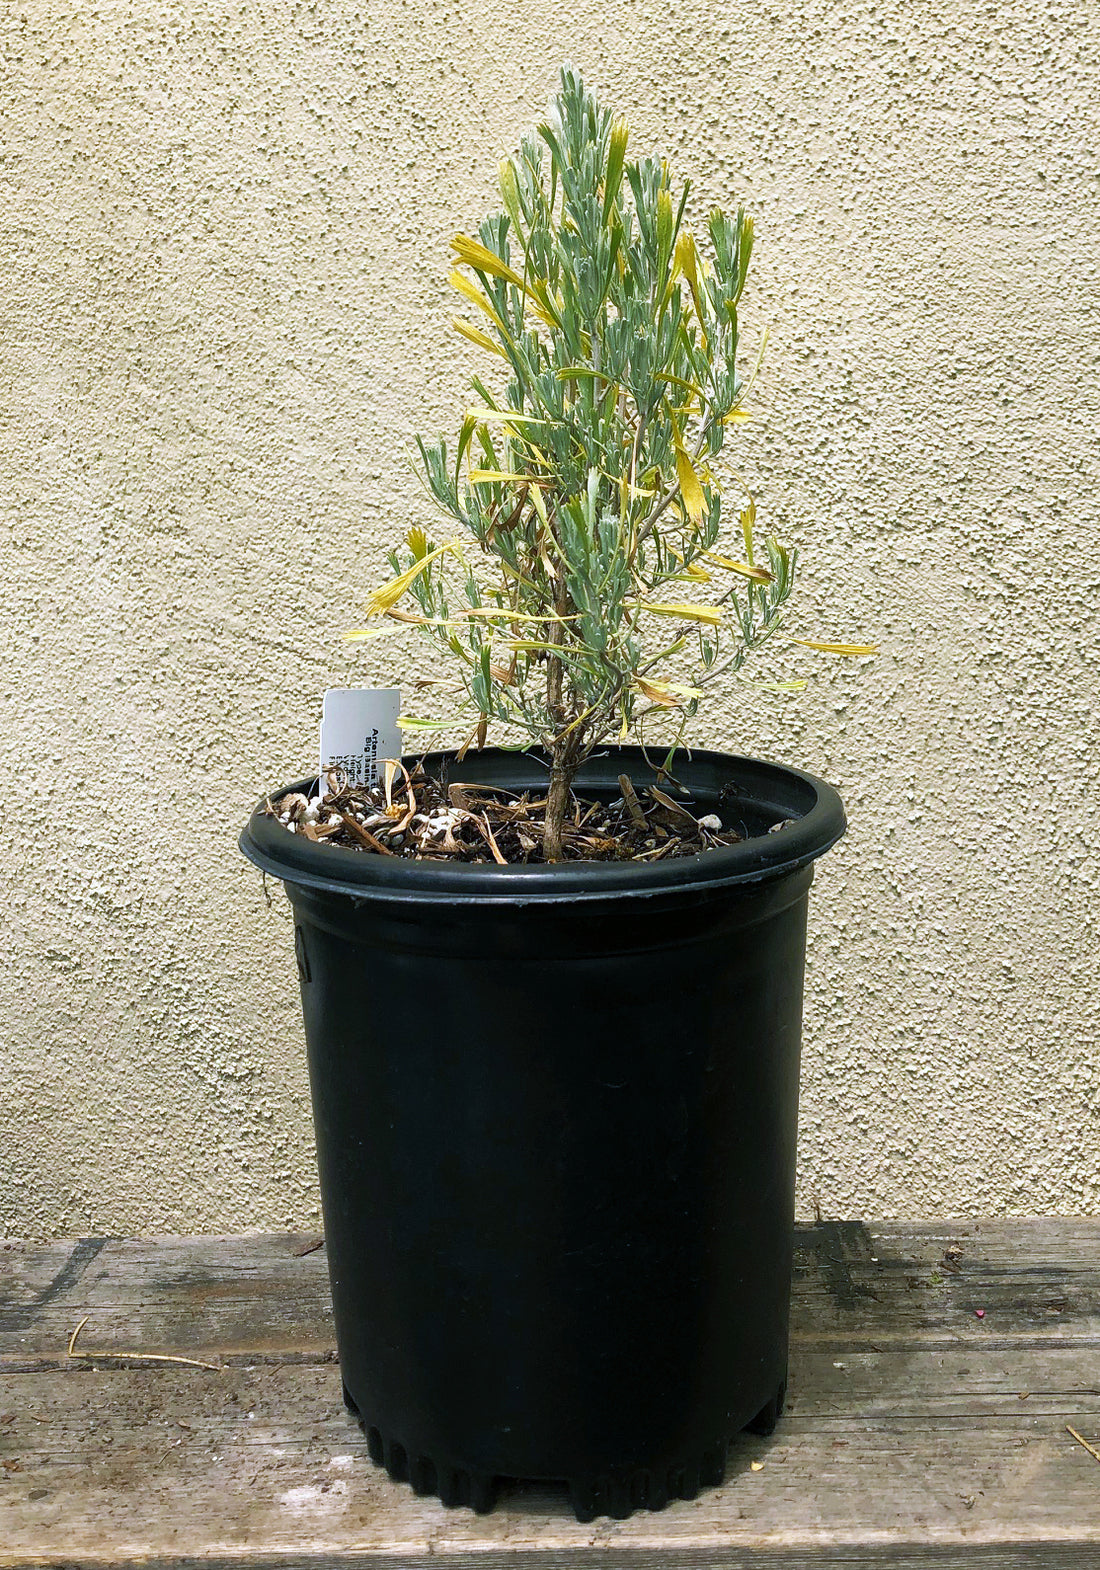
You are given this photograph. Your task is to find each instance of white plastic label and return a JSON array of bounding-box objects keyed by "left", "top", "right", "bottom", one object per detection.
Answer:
[{"left": 318, "top": 688, "right": 402, "bottom": 794}]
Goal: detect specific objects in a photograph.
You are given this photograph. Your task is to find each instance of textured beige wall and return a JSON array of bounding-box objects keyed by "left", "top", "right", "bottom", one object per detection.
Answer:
[{"left": 2, "top": 0, "right": 1097, "bottom": 1237}]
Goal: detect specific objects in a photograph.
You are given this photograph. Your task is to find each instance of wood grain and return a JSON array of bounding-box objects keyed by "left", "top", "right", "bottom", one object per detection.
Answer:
[{"left": 0, "top": 1221, "right": 1098, "bottom": 1566}]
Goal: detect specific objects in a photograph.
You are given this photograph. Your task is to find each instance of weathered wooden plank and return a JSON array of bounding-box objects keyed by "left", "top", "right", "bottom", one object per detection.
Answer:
[
  {"left": 0, "top": 1233, "right": 334, "bottom": 1369},
  {"left": 1, "top": 1222, "right": 1099, "bottom": 1565},
  {"left": 789, "top": 1218, "right": 1100, "bottom": 1350},
  {"left": 1, "top": 1356, "right": 1100, "bottom": 1566},
  {"left": 2, "top": 1221, "right": 1098, "bottom": 1372}
]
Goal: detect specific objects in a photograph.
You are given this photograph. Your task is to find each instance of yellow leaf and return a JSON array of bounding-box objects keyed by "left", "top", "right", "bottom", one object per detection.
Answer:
[
  {"left": 363, "top": 541, "right": 454, "bottom": 618},
  {"left": 502, "top": 638, "right": 564, "bottom": 654},
  {"left": 721, "top": 406, "right": 753, "bottom": 423},
  {"left": 452, "top": 317, "right": 504, "bottom": 357},
  {"left": 523, "top": 282, "right": 563, "bottom": 333},
  {"left": 385, "top": 606, "right": 434, "bottom": 624},
  {"left": 347, "top": 609, "right": 467, "bottom": 635},
  {"left": 555, "top": 363, "right": 614, "bottom": 384},
  {"left": 498, "top": 560, "right": 541, "bottom": 592},
  {"left": 453, "top": 233, "right": 562, "bottom": 333},
  {"left": 498, "top": 159, "right": 523, "bottom": 233},
  {"left": 790, "top": 638, "right": 880, "bottom": 656},
  {"left": 656, "top": 187, "right": 673, "bottom": 264},
  {"left": 406, "top": 526, "right": 429, "bottom": 559},
  {"left": 702, "top": 550, "right": 773, "bottom": 583},
  {"left": 653, "top": 370, "right": 703, "bottom": 399},
  {"left": 635, "top": 679, "right": 679, "bottom": 707},
  {"left": 451, "top": 233, "right": 526, "bottom": 289},
  {"left": 673, "top": 230, "right": 707, "bottom": 340},
  {"left": 449, "top": 270, "right": 510, "bottom": 337},
  {"left": 467, "top": 469, "right": 544, "bottom": 486},
  {"left": 343, "top": 624, "right": 410, "bottom": 641},
  {"left": 738, "top": 677, "right": 809, "bottom": 692},
  {"left": 395, "top": 715, "right": 452, "bottom": 731},
  {"left": 673, "top": 228, "right": 697, "bottom": 287},
  {"left": 528, "top": 485, "right": 550, "bottom": 526},
  {"left": 553, "top": 700, "right": 598, "bottom": 741},
  {"left": 671, "top": 415, "right": 706, "bottom": 525},
  {"left": 740, "top": 499, "right": 757, "bottom": 563},
  {"left": 674, "top": 443, "right": 706, "bottom": 524},
  {"left": 634, "top": 677, "right": 705, "bottom": 705},
  {"left": 604, "top": 116, "right": 629, "bottom": 217},
  {"left": 465, "top": 406, "right": 550, "bottom": 426},
  {"left": 455, "top": 412, "right": 478, "bottom": 476},
  {"left": 462, "top": 608, "right": 575, "bottom": 623},
  {"left": 627, "top": 600, "right": 723, "bottom": 625},
  {"left": 664, "top": 543, "right": 711, "bottom": 583}
]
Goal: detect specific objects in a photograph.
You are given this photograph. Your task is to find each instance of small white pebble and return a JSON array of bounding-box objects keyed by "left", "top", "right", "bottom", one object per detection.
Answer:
[
  {"left": 697, "top": 814, "right": 723, "bottom": 831},
  {"left": 325, "top": 814, "right": 341, "bottom": 827},
  {"left": 286, "top": 822, "right": 297, "bottom": 833}
]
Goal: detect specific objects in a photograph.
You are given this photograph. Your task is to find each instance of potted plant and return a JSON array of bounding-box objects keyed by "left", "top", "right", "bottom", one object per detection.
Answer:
[{"left": 241, "top": 68, "right": 873, "bottom": 1522}]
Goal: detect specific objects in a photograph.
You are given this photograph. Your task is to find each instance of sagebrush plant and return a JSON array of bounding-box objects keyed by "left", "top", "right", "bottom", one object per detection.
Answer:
[{"left": 349, "top": 68, "right": 873, "bottom": 861}]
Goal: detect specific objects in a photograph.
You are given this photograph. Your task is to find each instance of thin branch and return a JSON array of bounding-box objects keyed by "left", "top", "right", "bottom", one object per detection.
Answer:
[
  {"left": 634, "top": 475, "right": 683, "bottom": 547},
  {"left": 1068, "top": 1426, "right": 1100, "bottom": 1465},
  {"left": 66, "top": 1314, "right": 226, "bottom": 1373},
  {"left": 634, "top": 416, "right": 717, "bottom": 547}
]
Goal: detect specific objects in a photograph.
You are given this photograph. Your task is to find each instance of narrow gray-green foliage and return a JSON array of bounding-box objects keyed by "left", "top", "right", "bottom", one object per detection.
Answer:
[{"left": 353, "top": 68, "right": 872, "bottom": 778}]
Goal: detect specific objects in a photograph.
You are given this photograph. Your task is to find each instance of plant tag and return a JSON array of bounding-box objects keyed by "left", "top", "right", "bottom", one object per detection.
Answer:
[{"left": 319, "top": 688, "right": 402, "bottom": 794}]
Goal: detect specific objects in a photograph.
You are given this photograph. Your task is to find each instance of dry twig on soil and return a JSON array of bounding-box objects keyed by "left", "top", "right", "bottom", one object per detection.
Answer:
[{"left": 265, "top": 765, "right": 745, "bottom": 866}]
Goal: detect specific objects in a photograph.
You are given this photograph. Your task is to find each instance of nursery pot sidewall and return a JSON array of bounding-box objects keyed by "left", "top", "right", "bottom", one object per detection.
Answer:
[{"left": 241, "top": 746, "right": 845, "bottom": 1488}]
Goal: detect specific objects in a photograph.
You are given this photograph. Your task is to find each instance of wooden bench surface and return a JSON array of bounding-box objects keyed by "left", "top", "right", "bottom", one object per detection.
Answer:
[{"left": 1, "top": 1219, "right": 1098, "bottom": 1567}]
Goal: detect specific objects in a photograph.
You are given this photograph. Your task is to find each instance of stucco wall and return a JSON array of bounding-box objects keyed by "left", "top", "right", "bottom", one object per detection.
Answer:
[{"left": 2, "top": 0, "right": 1097, "bottom": 1237}]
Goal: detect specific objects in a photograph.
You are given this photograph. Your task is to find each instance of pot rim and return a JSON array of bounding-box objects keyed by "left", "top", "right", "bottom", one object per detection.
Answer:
[{"left": 238, "top": 745, "right": 846, "bottom": 906}]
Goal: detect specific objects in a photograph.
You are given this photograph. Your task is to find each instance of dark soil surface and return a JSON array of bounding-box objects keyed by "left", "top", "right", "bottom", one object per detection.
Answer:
[{"left": 265, "top": 762, "right": 758, "bottom": 865}]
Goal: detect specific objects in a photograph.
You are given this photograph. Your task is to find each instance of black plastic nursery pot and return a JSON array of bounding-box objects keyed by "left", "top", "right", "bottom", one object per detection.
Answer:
[{"left": 240, "top": 745, "right": 845, "bottom": 1521}]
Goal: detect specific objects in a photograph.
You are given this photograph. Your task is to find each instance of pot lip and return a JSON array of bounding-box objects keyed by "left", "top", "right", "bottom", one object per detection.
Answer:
[{"left": 239, "top": 745, "right": 846, "bottom": 906}]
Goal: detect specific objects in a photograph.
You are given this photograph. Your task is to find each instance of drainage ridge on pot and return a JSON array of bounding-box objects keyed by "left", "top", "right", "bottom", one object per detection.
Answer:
[{"left": 240, "top": 745, "right": 845, "bottom": 1520}]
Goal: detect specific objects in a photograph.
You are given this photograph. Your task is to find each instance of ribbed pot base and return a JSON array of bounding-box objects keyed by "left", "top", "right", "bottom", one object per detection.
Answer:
[{"left": 342, "top": 1379, "right": 786, "bottom": 1522}]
